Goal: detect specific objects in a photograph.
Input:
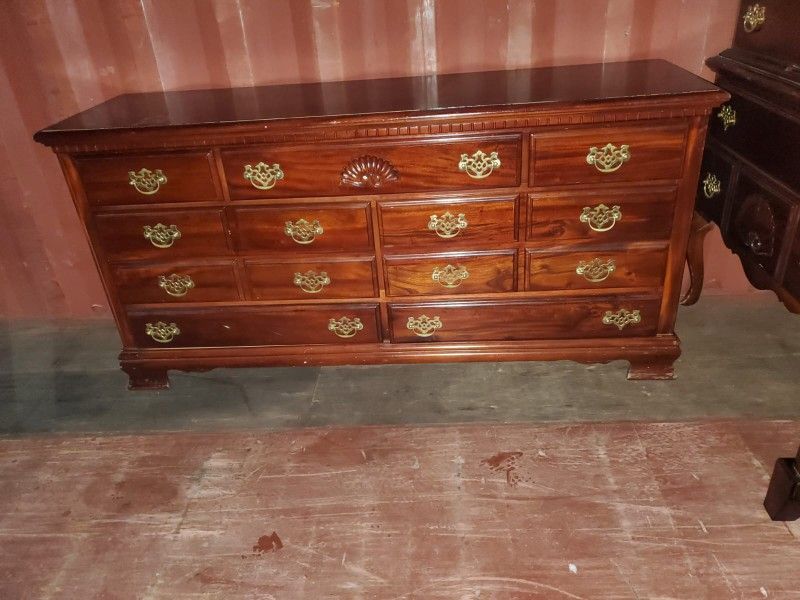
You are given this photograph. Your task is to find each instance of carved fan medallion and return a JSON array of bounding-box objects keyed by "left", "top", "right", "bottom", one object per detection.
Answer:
[
  {"left": 340, "top": 155, "right": 399, "bottom": 189},
  {"left": 734, "top": 192, "right": 777, "bottom": 261}
]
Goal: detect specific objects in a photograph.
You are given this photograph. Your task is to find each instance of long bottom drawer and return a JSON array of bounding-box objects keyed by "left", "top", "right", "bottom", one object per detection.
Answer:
[
  {"left": 389, "top": 297, "right": 659, "bottom": 342},
  {"left": 127, "top": 304, "right": 381, "bottom": 348}
]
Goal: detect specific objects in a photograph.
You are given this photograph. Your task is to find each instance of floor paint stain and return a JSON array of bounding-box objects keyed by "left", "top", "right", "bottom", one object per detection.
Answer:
[
  {"left": 481, "top": 451, "right": 526, "bottom": 486},
  {"left": 252, "top": 532, "right": 283, "bottom": 554}
]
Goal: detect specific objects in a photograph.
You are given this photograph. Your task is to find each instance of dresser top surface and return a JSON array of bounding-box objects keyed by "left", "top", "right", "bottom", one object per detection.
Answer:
[{"left": 36, "top": 60, "right": 721, "bottom": 139}]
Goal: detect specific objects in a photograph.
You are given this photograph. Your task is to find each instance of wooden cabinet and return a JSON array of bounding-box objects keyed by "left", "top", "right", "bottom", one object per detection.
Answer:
[{"left": 34, "top": 60, "right": 727, "bottom": 388}]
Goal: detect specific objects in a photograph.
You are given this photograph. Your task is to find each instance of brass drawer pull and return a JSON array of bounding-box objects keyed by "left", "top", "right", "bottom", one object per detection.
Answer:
[
  {"left": 145, "top": 321, "right": 180, "bottom": 343},
  {"left": 128, "top": 168, "right": 167, "bottom": 195},
  {"left": 580, "top": 204, "right": 622, "bottom": 232},
  {"left": 576, "top": 258, "right": 616, "bottom": 283},
  {"left": 406, "top": 315, "right": 443, "bottom": 337},
  {"left": 586, "top": 143, "right": 631, "bottom": 173},
  {"left": 432, "top": 264, "right": 469, "bottom": 288},
  {"left": 243, "top": 162, "right": 284, "bottom": 190},
  {"left": 428, "top": 212, "right": 468, "bottom": 239},
  {"left": 702, "top": 173, "right": 722, "bottom": 199},
  {"left": 328, "top": 316, "right": 363, "bottom": 338},
  {"left": 158, "top": 274, "right": 195, "bottom": 297},
  {"left": 742, "top": 4, "right": 765, "bottom": 32},
  {"left": 717, "top": 105, "right": 736, "bottom": 131},
  {"left": 285, "top": 218, "right": 323, "bottom": 244},
  {"left": 143, "top": 223, "right": 181, "bottom": 248},
  {"left": 294, "top": 270, "right": 331, "bottom": 294},
  {"left": 602, "top": 309, "right": 641, "bottom": 330},
  {"left": 458, "top": 150, "right": 501, "bottom": 179}
]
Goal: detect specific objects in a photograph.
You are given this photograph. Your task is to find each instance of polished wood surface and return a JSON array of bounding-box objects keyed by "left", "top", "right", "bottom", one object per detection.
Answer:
[
  {"left": 114, "top": 262, "right": 240, "bottom": 304},
  {"left": 245, "top": 258, "right": 377, "bottom": 301}
]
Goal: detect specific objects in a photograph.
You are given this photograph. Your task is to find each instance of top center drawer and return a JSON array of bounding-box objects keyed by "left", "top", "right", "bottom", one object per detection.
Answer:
[{"left": 220, "top": 135, "right": 521, "bottom": 199}]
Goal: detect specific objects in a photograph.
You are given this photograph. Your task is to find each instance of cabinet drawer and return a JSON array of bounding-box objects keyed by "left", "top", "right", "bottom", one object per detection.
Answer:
[
  {"left": 389, "top": 297, "right": 660, "bottom": 342},
  {"left": 75, "top": 151, "right": 219, "bottom": 206},
  {"left": 527, "top": 187, "right": 676, "bottom": 245},
  {"left": 128, "top": 304, "right": 381, "bottom": 348},
  {"left": 221, "top": 136, "right": 521, "bottom": 199},
  {"left": 385, "top": 251, "right": 516, "bottom": 296},
  {"left": 245, "top": 258, "right": 377, "bottom": 300},
  {"left": 695, "top": 144, "right": 734, "bottom": 224},
  {"left": 379, "top": 196, "right": 518, "bottom": 249},
  {"left": 231, "top": 203, "right": 372, "bottom": 253},
  {"left": 526, "top": 246, "right": 668, "bottom": 291},
  {"left": 94, "top": 209, "right": 229, "bottom": 261},
  {"left": 531, "top": 123, "right": 687, "bottom": 186},
  {"left": 114, "top": 262, "right": 240, "bottom": 304}
]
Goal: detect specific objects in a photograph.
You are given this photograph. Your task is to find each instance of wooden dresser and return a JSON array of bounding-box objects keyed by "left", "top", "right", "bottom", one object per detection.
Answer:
[{"left": 34, "top": 60, "right": 727, "bottom": 389}]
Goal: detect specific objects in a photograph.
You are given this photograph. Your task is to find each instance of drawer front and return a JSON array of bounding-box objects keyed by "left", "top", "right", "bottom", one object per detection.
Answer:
[
  {"left": 231, "top": 203, "right": 372, "bottom": 253},
  {"left": 380, "top": 196, "right": 518, "bottom": 249},
  {"left": 75, "top": 152, "right": 219, "bottom": 206},
  {"left": 94, "top": 209, "right": 229, "bottom": 261},
  {"left": 384, "top": 251, "right": 517, "bottom": 296},
  {"left": 527, "top": 187, "right": 676, "bottom": 245},
  {"left": 114, "top": 262, "right": 240, "bottom": 304},
  {"left": 221, "top": 136, "right": 521, "bottom": 199},
  {"left": 695, "top": 145, "right": 734, "bottom": 224},
  {"left": 389, "top": 297, "right": 660, "bottom": 342},
  {"left": 526, "top": 246, "right": 668, "bottom": 291},
  {"left": 128, "top": 304, "right": 381, "bottom": 348},
  {"left": 245, "top": 258, "right": 377, "bottom": 300},
  {"left": 531, "top": 123, "right": 687, "bottom": 186}
]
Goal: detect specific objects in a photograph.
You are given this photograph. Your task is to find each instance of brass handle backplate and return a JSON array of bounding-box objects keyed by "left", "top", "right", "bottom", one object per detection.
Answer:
[
  {"left": 602, "top": 309, "right": 641, "bottom": 330},
  {"left": 129, "top": 168, "right": 167, "bottom": 195},
  {"left": 428, "top": 212, "right": 468, "bottom": 239},
  {"left": 244, "top": 162, "right": 284, "bottom": 190},
  {"left": 328, "top": 316, "right": 363, "bottom": 338},
  {"left": 586, "top": 143, "right": 630, "bottom": 173},
  {"left": 458, "top": 150, "right": 501, "bottom": 179},
  {"left": 294, "top": 270, "right": 331, "bottom": 294},
  {"left": 145, "top": 321, "right": 180, "bottom": 343},
  {"left": 742, "top": 4, "right": 765, "bottom": 32},
  {"left": 406, "top": 315, "right": 443, "bottom": 337},
  {"left": 143, "top": 223, "right": 181, "bottom": 248},
  {"left": 431, "top": 264, "right": 469, "bottom": 288},
  {"left": 702, "top": 173, "right": 722, "bottom": 199},
  {"left": 576, "top": 258, "right": 616, "bottom": 283},
  {"left": 717, "top": 105, "right": 736, "bottom": 131},
  {"left": 158, "top": 273, "right": 195, "bottom": 297},
  {"left": 580, "top": 204, "right": 622, "bottom": 232},
  {"left": 285, "top": 218, "right": 323, "bottom": 245}
]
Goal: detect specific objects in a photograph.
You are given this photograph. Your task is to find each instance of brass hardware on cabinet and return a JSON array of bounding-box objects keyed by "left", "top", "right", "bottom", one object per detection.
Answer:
[
  {"left": 428, "top": 212, "right": 468, "bottom": 239},
  {"left": 702, "top": 173, "right": 722, "bottom": 199},
  {"left": 602, "top": 309, "right": 641, "bottom": 330},
  {"left": 294, "top": 270, "right": 331, "bottom": 294},
  {"left": 285, "top": 218, "right": 323, "bottom": 245},
  {"left": 431, "top": 264, "right": 469, "bottom": 288},
  {"left": 145, "top": 321, "right": 180, "bottom": 343},
  {"left": 243, "top": 162, "right": 284, "bottom": 190},
  {"left": 143, "top": 223, "right": 181, "bottom": 248},
  {"left": 579, "top": 204, "right": 622, "bottom": 232},
  {"left": 128, "top": 168, "right": 167, "bottom": 195},
  {"left": 458, "top": 150, "right": 501, "bottom": 179},
  {"left": 328, "top": 316, "right": 363, "bottom": 338},
  {"left": 717, "top": 104, "right": 736, "bottom": 131},
  {"left": 586, "top": 143, "right": 631, "bottom": 173},
  {"left": 575, "top": 258, "right": 616, "bottom": 283},
  {"left": 340, "top": 155, "right": 399, "bottom": 188},
  {"left": 406, "top": 315, "right": 443, "bottom": 337},
  {"left": 158, "top": 274, "right": 195, "bottom": 297},
  {"left": 742, "top": 4, "right": 766, "bottom": 32}
]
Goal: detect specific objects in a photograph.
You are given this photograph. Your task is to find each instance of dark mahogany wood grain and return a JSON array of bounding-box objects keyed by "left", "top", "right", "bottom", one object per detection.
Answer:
[
  {"left": 695, "top": 142, "right": 734, "bottom": 224},
  {"left": 114, "top": 261, "right": 240, "bottom": 304},
  {"left": 245, "top": 257, "right": 377, "bottom": 300}
]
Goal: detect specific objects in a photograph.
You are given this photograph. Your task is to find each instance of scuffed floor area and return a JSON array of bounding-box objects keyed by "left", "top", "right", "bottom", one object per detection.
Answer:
[{"left": 2, "top": 420, "right": 799, "bottom": 598}]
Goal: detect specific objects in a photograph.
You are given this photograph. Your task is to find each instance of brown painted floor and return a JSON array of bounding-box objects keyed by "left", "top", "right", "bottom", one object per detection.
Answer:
[{"left": 2, "top": 420, "right": 799, "bottom": 599}]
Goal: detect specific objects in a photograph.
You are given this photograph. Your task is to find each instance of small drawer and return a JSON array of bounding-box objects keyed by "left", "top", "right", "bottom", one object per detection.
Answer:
[
  {"left": 389, "top": 296, "right": 660, "bottom": 342},
  {"left": 94, "top": 209, "right": 229, "bottom": 261},
  {"left": 245, "top": 257, "right": 377, "bottom": 300},
  {"left": 695, "top": 145, "right": 734, "bottom": 224},
  {"left": 114, "top": 262, "right": 240, "bottom": 304},
  {"left": 74, "top": 151, "right": 219, "bottom": 206},
  {"left": 527, "top": 187, "right": 676, "bottom": 245},
  {"left": 379, "top": 196, "right": 518, "bottom": 249},
  {"left": 221, "top": 136, "right": 521, "bottom": 199},
  {"left": 526, "top": 246, "right": 668, "bottom": 291},
  {"left": 384, "top": 251, "right": 516, "bottom": 296},
  {"left": 128, "top": 304, "right": 381, "bottom": 348},
  {"left": 531, "top": 122, "right": 687, "bottom": 186}
]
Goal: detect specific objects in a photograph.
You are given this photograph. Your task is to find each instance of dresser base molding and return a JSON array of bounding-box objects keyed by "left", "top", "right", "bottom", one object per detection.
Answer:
[{"left": 119, "top": 335, "right": 681, "bottom": 389}]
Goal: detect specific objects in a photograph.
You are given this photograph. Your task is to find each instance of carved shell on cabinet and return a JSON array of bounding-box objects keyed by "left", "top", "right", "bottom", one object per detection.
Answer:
[{"left": 340, "top": 155, "right": 399, "bottom": 188}]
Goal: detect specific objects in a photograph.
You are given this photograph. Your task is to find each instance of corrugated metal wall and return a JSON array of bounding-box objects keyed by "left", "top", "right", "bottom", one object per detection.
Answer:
[{"left": 0, "top": 0, "right": 746, "bottom": 318}]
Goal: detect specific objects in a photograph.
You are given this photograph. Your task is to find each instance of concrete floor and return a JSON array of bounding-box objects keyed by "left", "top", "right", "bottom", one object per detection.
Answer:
[{"left": 1, "top": 294, "right": 799, "bottom": 434}]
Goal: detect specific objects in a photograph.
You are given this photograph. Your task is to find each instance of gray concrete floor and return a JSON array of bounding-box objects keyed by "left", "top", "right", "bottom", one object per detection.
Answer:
[{"left": 1, "top": 294, "right": 798, "bottom": 434}]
